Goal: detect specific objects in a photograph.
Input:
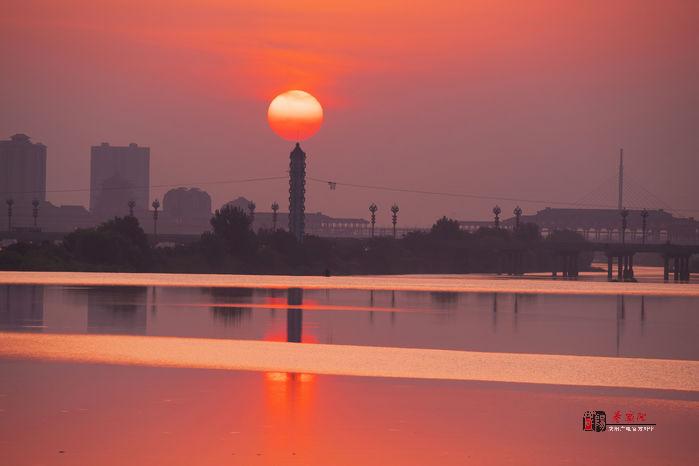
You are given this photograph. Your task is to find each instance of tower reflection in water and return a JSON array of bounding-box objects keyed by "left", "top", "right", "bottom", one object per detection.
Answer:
[
  {"left": 286, "top": 287, "right": 303, "bottom": 343},
  {"left": 264, "top": 287, "right": 315, "bottom": 458}
]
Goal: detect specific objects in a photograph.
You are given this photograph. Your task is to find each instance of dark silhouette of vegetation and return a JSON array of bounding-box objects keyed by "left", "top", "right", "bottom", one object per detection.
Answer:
[
  {"left": 0, "top": 213, "right": 597, "bottom": 275},
  {"left": 63, "top": 216, "right": 151, "bottom": 270}
]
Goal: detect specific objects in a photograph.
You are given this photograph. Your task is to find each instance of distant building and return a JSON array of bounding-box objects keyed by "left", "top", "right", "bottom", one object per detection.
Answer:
[
  {"left": 223, "top": 196, "right": 253, "bottom": 213},
  {"left": 222, "top": 197, "right": 371, "bottom": 237},
  {"left": 459, "top": 207, "right": 699, "bottom": 244},
  {"left": 458, "top": 220, "right": 493, "bottom": 232},
  {"left": 161, "top": 187, "right": 212, "bottom": 234},
  {"left": 163, "top": 187, "right": 211, "bottom": 222},
  {"left": 0, "top": 134, "right": 47, "bottom": 202},
  {"left": 90, "top": 142, "right": 149, "bottom": 219}
]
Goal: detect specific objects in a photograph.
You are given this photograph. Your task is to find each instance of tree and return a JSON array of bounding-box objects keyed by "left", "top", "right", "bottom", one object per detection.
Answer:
[
  {"left": 513, "top": 222, "right": 541, "bottom": 242},
  {"left": 430, "top": 216, "right": 463, "bottom": 240},
  {"left": 63, "top": 216, "right": 151, "bottom": 270},
  {"left": 209, "top": 205, "right": 257, "bottom": 258}
]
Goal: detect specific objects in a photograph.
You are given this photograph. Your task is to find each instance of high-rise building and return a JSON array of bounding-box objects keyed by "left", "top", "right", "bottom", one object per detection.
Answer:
[
  {"left": 90, "top": 142, "right": 149, "bottom": 218},
  {"left": 0, "top": 134, "right": 47, "bottom": 202}
]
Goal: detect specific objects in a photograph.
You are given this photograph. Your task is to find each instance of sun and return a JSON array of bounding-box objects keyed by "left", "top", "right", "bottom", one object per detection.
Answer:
[{"left": 267, "top": 90, "right": 323, "bottom": 142}]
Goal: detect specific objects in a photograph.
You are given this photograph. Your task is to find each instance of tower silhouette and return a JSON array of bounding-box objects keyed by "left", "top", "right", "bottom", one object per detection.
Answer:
[{"left": 288, "top": 143, "right": 306, "bottom": 242}]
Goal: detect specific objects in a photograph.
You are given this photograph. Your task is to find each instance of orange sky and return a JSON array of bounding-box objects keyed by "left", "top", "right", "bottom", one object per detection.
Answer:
[{"left": 1, "top": 0, "right": 698, "bottom": 225}]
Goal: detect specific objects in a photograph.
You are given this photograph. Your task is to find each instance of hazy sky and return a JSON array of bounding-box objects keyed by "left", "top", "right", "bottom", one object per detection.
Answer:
[{"left": 2, "top": 0, "right": 698, "bottom": 226}]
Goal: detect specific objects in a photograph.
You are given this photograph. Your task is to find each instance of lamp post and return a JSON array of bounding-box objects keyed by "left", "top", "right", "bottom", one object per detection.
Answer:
[
  {"left": 513, "top": 205, "right": 522, "bottom": 230},
  {"left": 128, "top": 200, "right": 136, "bottom": 217},
  {"left": 6, "top": 198, "right": 14, "bottom": 232},
  {"left": 271, "top": 202, "right": 279, "bottom": 231},
  {"left": 248, "top": 201, "right": 256, "bottom": 220},
  {"left": 390, "top": 204, "right": 399, "bottom": 239},
  {"left": 620, "top": 207, "right": 629, "bottom": 244},
  {"left": 493, "top": 205, "right": 501, "bottom": 229},
  {"left": 641, "top": 208, "right": 649, "bottom": 245},
  {"left": 32, "top": 199, "right": 39, "bottom": 227},
  {"left": 152, "top": 199, "right": 160, "bottom": 238},
  {"left": 369, "top": 203, "right": 378, "bottom": 238}
]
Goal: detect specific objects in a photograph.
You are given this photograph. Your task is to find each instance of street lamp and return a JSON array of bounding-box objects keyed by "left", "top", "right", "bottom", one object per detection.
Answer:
[
  {"left": 493, "top": 205, "right": 501, "bottom": 229},
  {"left": 248, "top": 201, "right": 256, "bottom": 221},
  {"left": 513, "top": 205, "right": 522, "bottom": 230},
  {"left": 620, "top": 207, "right": 629, "bottom": 244},
  {"left": 390, "top": 204, "right": 399, "bottom": 239},
  {"left": 32, "top": 199, "right": 39, "bottom": 227},
  {"left": 6, "top": 198, "right": 14, "bottom": 232},
  {"left": 369, "top": 203, "right": 378, "bottom": 238},
  {"left": 641, "top": 208, "right": 649, "bottom": 245},
  {"left": 128, "top": 200, "right": 136, "bottom": 217},
  {"left": 152, "top": 199, "right": 160, "bottom": 237},
  {"left": 271, "top": 202, "right": 279, "bottom": 230}
]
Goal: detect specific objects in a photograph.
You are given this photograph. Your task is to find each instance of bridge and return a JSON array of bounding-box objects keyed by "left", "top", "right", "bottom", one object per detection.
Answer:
[{"left": 499, "top": 241, "right": 698, "bottom": 282}]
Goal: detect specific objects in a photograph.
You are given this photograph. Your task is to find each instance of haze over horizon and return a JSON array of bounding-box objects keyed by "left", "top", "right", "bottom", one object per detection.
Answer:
[{"left": 2, "top": 0, "right": 698, "bottom": 226}]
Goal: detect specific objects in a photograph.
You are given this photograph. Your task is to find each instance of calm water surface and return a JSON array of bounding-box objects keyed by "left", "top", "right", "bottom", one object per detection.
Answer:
[
  {"left": 1, "top": 282, "right": 698, "bottom": 359},
  {"left": 1, "top": 272, "right": 698, "bottom": 465}
]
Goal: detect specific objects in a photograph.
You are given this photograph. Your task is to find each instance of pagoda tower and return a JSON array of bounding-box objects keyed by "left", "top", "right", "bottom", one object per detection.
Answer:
[{"left": 288, "top": 143, "right": 306, "bottom": 242}]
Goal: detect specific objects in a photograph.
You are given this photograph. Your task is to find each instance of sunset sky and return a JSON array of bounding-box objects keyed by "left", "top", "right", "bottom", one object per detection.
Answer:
[{"left": 1, "top": 0, "right": 698, "bottom": 226}]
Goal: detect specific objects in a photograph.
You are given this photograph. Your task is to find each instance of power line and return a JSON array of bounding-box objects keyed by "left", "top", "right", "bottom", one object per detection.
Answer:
[
  {"left": 4, "top": 176, "right": 288, "bottom": 196},
  {"left": 5, "top": 168, "right": 697, "bottom": 215},
  {"left": 572, "top": 172, "right": 617, "bottom": 206},
  {"left": 307, "top": 176, "right": 699, "bottom": 214}
]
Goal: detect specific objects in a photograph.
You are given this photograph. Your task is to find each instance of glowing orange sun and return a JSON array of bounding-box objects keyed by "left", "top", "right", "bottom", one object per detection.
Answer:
[{"left": 267, "top": 90, "right": 323, "bottom": 142}]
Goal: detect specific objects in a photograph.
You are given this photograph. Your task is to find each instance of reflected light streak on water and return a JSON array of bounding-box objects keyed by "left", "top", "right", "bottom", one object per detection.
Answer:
[
  {"left": 1, "top": 270, "right": 698, "bottom": 297},
  {"left": 0, "top": 332, "right": 697, "bottom": 392}
]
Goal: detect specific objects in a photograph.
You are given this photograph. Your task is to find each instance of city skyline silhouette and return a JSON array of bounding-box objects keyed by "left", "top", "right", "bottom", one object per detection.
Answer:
[{"left": 1, "top": 1, "right": 697, "bottom": 225}]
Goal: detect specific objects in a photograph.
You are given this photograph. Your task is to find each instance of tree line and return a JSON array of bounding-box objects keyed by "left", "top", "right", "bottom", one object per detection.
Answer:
[{"left": 0, "top": 206, "right": 596, "bottom": 275}]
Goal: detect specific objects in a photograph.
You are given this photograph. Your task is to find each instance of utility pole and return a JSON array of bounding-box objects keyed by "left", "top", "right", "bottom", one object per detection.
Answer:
[{"left": 618, "top": 148, "right": 624, "bottom": 210}]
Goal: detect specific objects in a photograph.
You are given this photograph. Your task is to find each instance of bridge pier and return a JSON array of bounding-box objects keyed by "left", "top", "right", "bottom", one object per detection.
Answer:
[
  {"left": 623, "top": 254, "right": 635, "bottom": 281},
  {"left": 606, "top": 252, "right": 636, "bottom": 282},
  {"left": 680, "top": 256, "right": 690, "bottom": 282},
  {"left": 617, "top": 255, "right": 623, "bottom": 280},
  {"left": 501, "top": 250, "right": 525, "bottom": 276},
  {"left": 678, "top": 256, "right": 685, "bottom": 282},
  {"left": 663, "top": 254, "right": 693, "bottom": 283},
  {"left": 553, "top": 252, "right": 578, "bottom": 279},
  {"left": 628, "top": 254, "right": 634, "bottom": 279}
]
